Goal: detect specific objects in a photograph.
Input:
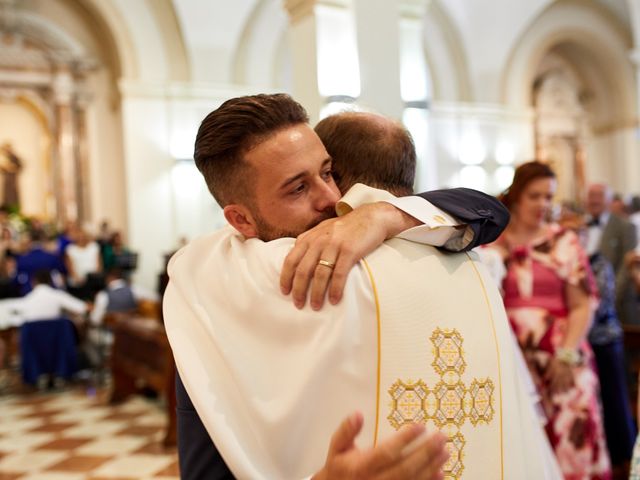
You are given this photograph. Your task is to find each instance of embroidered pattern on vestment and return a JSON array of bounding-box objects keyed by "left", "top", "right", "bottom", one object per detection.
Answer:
[{"left": 388, "top": 328, "right": 495, "bottom": 479}]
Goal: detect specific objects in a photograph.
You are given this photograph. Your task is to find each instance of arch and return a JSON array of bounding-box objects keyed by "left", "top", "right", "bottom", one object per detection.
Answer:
[
  {"left": 76, "top": 0, "right": 189, "bottom": 82},
  {"left": 18, "top": 12, "right": 88, "bottom": 58},
  {"left": 233, "top": 0, "right": 289, "bottom": 88},
  {"left": 146, "top": 0, "right": 191, "bottom": 82},
  {"left": 502, "top": 0, "right": 635, "bottom": 124},
  {"left": 422, "top": 0, "right": 472, "bottom": 102},
  {"left": 75, "top": 0, "right": 136, "bottom": 79}
]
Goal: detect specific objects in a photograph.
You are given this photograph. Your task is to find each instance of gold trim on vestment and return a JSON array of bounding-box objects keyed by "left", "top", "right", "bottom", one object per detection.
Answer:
[
  {"left": 466, "top": 253, "right": 504, "bottom": 480},
  {"left": 362, "top": 259, "right": 382, "bottom": 446}
]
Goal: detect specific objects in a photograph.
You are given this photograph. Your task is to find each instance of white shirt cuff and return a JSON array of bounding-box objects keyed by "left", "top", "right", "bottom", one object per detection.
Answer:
[{"left": 337, "top": 184, "right": 472, "bottom": 250}]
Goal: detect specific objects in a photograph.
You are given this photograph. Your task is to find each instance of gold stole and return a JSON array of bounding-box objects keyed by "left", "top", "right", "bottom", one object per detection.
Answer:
[{"left": 363, "top": 240, "right": 503, "bottom": 480}]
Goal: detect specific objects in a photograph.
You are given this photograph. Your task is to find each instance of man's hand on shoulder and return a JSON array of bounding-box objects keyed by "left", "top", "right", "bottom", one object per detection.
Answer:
[
  {"left": 280, "top": 202, "right": 420, "bottom": 310},
  {"left": 312, "top": 412, "right": 448, "bottom": 480}
]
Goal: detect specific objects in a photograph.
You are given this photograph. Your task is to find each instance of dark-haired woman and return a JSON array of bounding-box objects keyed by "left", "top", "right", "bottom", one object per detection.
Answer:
[{"left": 489, "top": 161, "right": 611, "bottom": 479}]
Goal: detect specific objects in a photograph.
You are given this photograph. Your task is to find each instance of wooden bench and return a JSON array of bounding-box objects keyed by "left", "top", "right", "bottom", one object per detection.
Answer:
[{"left": 108, "top": 315, "right": 176, "bottom": 446}]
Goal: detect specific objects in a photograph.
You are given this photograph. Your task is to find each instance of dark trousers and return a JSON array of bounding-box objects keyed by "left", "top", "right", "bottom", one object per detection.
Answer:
[
  {"left": 175, "top": 372, "right": 235, "bottom": 480},
  {"left": 592, "top": 341, "right": 637, "bottom": 465}
]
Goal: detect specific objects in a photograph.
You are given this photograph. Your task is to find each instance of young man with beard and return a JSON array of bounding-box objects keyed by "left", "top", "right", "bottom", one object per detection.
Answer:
[{"left": 165, "top": 95, "right": 522, "bottom": 479}]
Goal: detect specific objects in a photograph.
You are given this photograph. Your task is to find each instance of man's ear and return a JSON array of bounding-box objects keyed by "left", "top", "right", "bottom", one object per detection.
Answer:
[{"left": 223, "top": 204, "right": 258, "bottom": 238}]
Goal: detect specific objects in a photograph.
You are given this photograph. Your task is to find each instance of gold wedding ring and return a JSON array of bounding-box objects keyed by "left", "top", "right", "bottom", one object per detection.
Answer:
[{"left": 318, "top": 259, "right": 336, "bottom": 269}]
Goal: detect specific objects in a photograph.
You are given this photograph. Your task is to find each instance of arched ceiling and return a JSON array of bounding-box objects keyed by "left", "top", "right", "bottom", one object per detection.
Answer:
[{"left": 171, "top": 0, "right": 261, "bottom": 82}]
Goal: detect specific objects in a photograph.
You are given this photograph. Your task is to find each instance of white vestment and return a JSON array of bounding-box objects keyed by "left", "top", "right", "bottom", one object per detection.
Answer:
[{"left": 164, "top": 185, "right": 560, "bottom": 480}]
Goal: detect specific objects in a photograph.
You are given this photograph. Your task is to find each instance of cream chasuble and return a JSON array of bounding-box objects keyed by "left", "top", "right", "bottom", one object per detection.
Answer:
[
  {"left": 164, "top": 185, "right": 561, "bottom": 479},
  {"left": 362, "top": 239, "right": 560, "bottom": 479}
]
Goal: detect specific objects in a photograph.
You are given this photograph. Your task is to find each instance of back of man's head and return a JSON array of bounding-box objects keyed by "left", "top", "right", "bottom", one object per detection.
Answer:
[
  {"left": 314, "top": 112, "right": 416, "bottom": 196},
  {"left": 106, "top": 267, "right": 124, "bottom": 283},
  {"left": 33, "top": 269, "right": 51, "bottom": 287},
  {"left": 194, "top": 94, "right": 309, "bottom": 207},
  {"left": 28, "top": 229, "right": 45, "bottom": 244}
]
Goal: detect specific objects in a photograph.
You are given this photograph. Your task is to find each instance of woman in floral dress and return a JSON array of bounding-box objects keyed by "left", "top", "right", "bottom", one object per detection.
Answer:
[{"left": 491, "top": 161, "right": 611, "bottom": 479}]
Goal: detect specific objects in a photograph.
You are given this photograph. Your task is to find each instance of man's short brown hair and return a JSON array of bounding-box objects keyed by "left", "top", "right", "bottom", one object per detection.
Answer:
[
  {"left": 314, "top": 112, "right": 416, "bottom": 196},
  {"left": 194, "top": 93, "right": 309, "bottom": 206}
]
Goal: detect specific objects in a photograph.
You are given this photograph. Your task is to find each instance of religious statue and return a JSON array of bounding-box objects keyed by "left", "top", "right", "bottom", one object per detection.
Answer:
[{"left": 0, "top": 143, "right": 22, "bottom": 208}]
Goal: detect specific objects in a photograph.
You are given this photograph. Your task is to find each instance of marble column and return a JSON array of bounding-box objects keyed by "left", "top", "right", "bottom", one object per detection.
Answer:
[{"left": 53, "top": 67, "right": 88, "bottom": 224}]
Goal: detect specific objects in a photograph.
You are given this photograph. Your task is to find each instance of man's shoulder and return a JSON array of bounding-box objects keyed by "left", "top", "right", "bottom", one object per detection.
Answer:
[
  {"left": 168, "top": 226, "right": 296, "bottom": 290},
  {"left": 608, "top": 213, "right": 631, "bottom": 227},
  {"left": 374, "top": 238, "right": 461, "bottom": 265}
]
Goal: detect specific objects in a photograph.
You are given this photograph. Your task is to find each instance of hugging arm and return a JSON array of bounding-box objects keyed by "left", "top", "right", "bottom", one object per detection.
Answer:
[
  {"left": 415, "top": 188, "right": 510, "bottom": 251},
  {"left": 281, "top": 187, "right": 509, "bottom": 309}
]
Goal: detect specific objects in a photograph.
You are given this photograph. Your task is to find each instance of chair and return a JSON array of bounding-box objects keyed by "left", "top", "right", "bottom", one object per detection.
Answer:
[{"left": 19, "top": 318, "right": 77, "bottom": 385}]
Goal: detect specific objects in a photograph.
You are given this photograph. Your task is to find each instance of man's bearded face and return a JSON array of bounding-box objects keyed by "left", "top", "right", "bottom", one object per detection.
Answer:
[{"left": 243, "top": 124, "right": 341, "bottom": 241}]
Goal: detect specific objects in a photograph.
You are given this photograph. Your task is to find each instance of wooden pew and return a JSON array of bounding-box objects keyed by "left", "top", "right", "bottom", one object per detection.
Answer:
[{"left": 107, "top": 313, "right": 176, "bottom": 447}]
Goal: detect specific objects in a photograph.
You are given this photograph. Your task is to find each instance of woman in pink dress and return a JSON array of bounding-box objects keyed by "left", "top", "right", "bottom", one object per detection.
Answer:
[{"left": 493, "top": 161, "right": 611, "bottom": 479}]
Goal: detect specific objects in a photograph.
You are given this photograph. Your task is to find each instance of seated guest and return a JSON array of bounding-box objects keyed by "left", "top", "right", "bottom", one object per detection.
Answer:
[
  {"left": 10, "top": 269, "right": 87, "bottom": 388},
  {"left": 101, "top": 232, "right": 133, "bottom": 273},
  {"left": 65, "top": 228, "right": 102, "bottom": 300},
  {"left": 10, "top": 269, "right": 87, "bottom": 323},
  {"left": 90, "top": 268, "right": 158, "bottom": 325},
  {"left": 15, "top": 231, "right": 65, "bottom": 295}
]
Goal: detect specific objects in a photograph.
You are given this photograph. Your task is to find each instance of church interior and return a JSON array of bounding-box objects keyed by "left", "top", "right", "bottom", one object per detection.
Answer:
[{"left": 1, "top": 0, "right": 640, "bottom": 478}]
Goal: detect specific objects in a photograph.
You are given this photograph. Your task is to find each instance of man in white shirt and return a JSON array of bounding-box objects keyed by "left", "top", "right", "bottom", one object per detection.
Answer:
[{"left": 11, "top": 269, "right": 87, "bottom": 324}]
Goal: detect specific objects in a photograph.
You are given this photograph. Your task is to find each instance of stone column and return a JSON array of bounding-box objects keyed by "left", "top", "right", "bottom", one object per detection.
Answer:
[
  {"left": 52, "top": 68, "right": 77, "bottom": 224},
  {"left": 352, "top": 0, "right": 403, "bottom": 119},
  {"left": 283, "top": 0, "right": 358, "bottom": 122},
  {"left": 72, "top": 84, "right": 92, "bottom": 224},
  {"left": 51, "top": 61, "right": 96, "bottom": 225}
]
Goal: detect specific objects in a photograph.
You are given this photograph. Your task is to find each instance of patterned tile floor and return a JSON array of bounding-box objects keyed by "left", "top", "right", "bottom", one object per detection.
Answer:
[{"left": 0, "top": 387, "right": 179, "bottom": 479}]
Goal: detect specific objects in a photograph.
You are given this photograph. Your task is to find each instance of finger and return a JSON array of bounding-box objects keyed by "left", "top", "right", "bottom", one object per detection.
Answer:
[
  {"left": 417, "top": 448, "right": 449, "bottom": 480},
  {"left": 309, "top": 247, "right": 338, "bottom": 310},
  {"left": 328, "top": 411, "right": 364, "bottom": 457},
  {"left": 405, "top": 432, "right": 449, "bottom": 479},
  {"left": 328, "top": 250, "right": 356, "bottom": 305},
  {"left": 377, "top": 431, "right": 447, "bottom": 480},
  {"left": 398, "top": 439, "right": 449, "bottom": 480},
  {"left": 367, "top": 423, "right": 426, "bottom": 470},
  {"left": 281, "top": 240, "right": 309, "bottom": 295},
  {"left": 291, "top": 243, "right": 325, "bottom": 309}
]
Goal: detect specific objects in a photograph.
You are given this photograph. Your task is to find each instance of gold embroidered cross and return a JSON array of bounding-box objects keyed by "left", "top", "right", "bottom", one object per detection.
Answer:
[{"left": 388, "top": 328, "right": 495, "bottom": 479}]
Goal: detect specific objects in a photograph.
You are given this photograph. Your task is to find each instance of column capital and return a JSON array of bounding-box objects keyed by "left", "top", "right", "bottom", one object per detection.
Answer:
[{"left": 283, "top": 0, "right": 350, "bottom": 24}]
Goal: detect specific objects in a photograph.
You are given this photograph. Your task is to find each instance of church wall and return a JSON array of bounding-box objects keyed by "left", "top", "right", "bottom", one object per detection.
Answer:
[
  {"left": 428, "top": 102, "right": 535, "bottom": 194},
  {"left": 587, "top": 128, "right": 640, "bottom": 194},
  {"left": 119, "top": 88, "right": 175, "bottom": 290},
  {"left": 85, "top": 70, "right": 127, "bottom": 234},
  {"left": 0, "top": 102, "right": 50, "bottom": 217},
  {"left": 118, "top": 81, "right": 255, "bottom": 289}
]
